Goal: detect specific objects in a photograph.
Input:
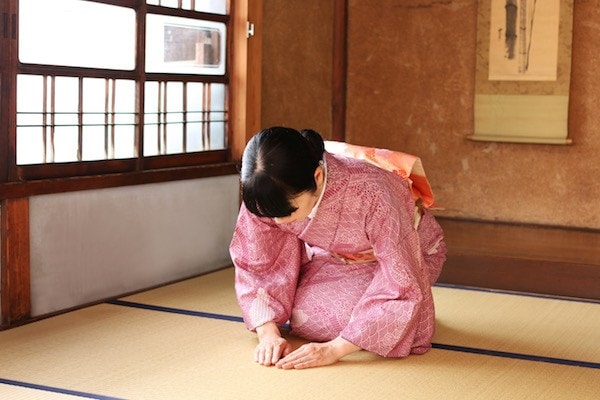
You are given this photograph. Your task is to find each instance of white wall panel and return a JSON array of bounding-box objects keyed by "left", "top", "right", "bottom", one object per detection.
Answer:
[{"left": 29, "top": 175, "right": 239, "bottom": 316}]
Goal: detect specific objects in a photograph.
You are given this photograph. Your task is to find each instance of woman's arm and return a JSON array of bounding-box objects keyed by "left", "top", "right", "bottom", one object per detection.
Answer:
[
  {"left": 231, "top": 204, "right": 304, "bottom": 331},
  {"left": 231, "top": 205, "right": 307, "bottom": 366}
]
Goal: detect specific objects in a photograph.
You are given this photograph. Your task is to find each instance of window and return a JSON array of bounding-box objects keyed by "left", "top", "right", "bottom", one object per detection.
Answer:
[{"left": 1, "top": 0, "right": 235, "bottom": 184}]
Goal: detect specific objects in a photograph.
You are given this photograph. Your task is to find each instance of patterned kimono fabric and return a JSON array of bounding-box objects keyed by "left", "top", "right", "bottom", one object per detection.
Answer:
[{"left": 230, "top": 151, "right": 446, "bottom": 358}]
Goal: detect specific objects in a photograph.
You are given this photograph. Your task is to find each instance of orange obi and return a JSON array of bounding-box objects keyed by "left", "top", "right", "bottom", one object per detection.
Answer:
[
  {"left": 324, "top": 141, "right": 438, "bottom": 209},
  {"left": 330, "top": 249, "right": 377, "bottom": 264}
]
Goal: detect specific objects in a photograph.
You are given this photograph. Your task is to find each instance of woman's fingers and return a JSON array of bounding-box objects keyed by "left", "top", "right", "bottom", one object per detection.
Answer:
[
  {"left": 263, "top": 346, "right": 273, "bottom": 365},
  {"left": 255, "top": 337, "right": 289, "bottom": 366},
  {"left": 276, "top": 346, "right": 308, "bottom": 369},
  {"left": 282, "top": 343, "right": 292, "bottom": 357},
  {"left": 276, "top": 342, "right": 341, "bottom": 370},
  {"left": 270, "top": 343, "right": 281, "bottom": 364},
  {"left": 255, "top": 345, "right": 271, "bottom": 365}
]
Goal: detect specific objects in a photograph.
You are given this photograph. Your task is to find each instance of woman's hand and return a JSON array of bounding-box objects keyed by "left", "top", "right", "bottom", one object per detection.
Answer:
[
  {"left": 276, "top": 336, "right": 360, "bottom": 370},
  {"left": 254, "top": 322, "right": 292, "bottom": 366}
]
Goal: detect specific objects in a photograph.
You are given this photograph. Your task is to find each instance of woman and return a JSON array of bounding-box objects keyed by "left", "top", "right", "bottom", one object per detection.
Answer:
[{"left": 230, "top": 126, "right": 446, "bottom": 369}]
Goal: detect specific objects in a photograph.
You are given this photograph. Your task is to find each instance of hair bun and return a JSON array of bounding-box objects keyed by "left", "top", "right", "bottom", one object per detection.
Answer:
[{"left": 300, "top": 129, "right": 325, "bottom": 158}]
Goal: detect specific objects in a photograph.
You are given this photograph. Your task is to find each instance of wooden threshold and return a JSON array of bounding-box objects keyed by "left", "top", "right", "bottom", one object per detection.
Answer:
[{"left": 436, "top": 217, "right": 600, "bottom": 300}]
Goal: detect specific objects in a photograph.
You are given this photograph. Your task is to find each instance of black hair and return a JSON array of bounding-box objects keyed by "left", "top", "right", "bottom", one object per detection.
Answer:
[{"left": 241, "top": 126, "right": 325, "bottom": 218}]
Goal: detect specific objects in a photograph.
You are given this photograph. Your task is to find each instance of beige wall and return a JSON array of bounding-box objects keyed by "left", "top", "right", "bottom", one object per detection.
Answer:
[
  {"left": 261, "top": 0, "right": 600, "bottom": 230},
  {"left": 260, "top": 0, "right": 333, "bottom": 134}
]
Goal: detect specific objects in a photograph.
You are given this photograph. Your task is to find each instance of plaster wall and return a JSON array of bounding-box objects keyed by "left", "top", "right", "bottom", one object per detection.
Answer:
[
  {"left": 261, "top": 0, "right": 600, "bottom": 229},
  {"left": 260, "top": 0, "right": 334, "bottom": 134},
  {"left": 29, "top": 175, "right": 239, "bottom": 316}
]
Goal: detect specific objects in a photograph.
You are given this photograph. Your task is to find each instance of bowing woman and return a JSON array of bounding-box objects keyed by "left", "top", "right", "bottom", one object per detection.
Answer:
[{"left": 230, "top": 126, "right": 446, "bottom": 369}]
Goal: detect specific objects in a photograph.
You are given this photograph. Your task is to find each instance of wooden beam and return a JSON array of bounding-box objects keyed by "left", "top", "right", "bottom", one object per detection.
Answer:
[
  {"left": 331, "top": 0, "right": 347, "bottom": 141},
  {"left": 0, "top": 162, "right": 237, "bottom": 200},
  {"left": 245, "top": 0, "right": 263, "bottom": 144},
  {"left": 0, "top": 0, "right": 18, "bottom": 182},
  {"left": 1, "top": 198, "right": 31, "bottom": 327},
  {"left": 229, "top": 0, "right": 263, "bottom": 162}
]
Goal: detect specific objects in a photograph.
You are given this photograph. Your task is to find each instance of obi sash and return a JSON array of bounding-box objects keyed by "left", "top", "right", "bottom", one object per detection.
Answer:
[
  {"left": 324, "top": 141, "right": 437, "bottom": 209},
  {"left": 330, "top": 249, "right": 377, "bottom": 265}
]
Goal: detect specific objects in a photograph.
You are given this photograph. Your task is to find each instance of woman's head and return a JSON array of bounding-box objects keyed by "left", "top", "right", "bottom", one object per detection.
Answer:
[{"left": 241, "top": 126, "right": 325, "bottom": 219}]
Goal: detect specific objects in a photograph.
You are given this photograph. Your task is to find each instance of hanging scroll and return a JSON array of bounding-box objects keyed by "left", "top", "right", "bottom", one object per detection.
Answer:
[{"left": 471, "top": 0, "right": 574, "bottom": 145}]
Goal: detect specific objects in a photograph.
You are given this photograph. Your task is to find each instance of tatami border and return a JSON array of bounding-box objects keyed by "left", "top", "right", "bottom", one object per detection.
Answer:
[{"left": 0, "top": 378, "right": 124, "bottom": 400}]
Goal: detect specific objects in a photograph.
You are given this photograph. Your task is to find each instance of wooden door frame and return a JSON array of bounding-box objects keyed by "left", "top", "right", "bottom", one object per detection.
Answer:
[{"left": 332, "top": 0, "right": 347, "bottom": 142}]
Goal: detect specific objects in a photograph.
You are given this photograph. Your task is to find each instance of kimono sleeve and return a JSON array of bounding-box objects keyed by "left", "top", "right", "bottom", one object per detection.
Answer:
[
  {"left": 229, "top": 204, "right": 304, "bottom": 331},
  {"left": 340, "top": 176, "right": 432, "bottom": 357}
]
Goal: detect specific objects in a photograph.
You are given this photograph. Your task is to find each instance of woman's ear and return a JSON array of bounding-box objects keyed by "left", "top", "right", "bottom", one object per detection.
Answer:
[{"left": 314, "top": 164, "right": 324, "bottom": 186}]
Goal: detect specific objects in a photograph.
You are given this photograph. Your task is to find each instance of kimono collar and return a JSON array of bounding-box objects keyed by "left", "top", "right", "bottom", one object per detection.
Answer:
[{"left": 307, "top": 157, "right": 327, "bottom": 219}]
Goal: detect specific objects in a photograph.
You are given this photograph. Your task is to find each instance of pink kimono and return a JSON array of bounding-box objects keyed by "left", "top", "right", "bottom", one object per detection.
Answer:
[{"left": 230, "top": 152, "right": 446, "bottom": 358}]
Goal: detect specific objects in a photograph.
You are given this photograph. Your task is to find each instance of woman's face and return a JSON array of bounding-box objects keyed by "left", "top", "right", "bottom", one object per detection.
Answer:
[
  {"left": 273, "top": 191, "right": 319, "bottom": 224},
  {"left": 272, "top": 165, "right": 325, "bottom": 224}
]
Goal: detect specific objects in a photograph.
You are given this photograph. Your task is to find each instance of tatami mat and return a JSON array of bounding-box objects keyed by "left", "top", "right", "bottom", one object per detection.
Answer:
[
  {"left": 121, "top": 267, "right": 238, "bottom": 316},
  {"left": 123, "top": 267, "right": 600, "bottom": 364},
  {"left": 434, "top": 285, "right": 600, "bottom": 363},
  {"left": 1, "top": 267, "right": 599, "bottom": 399}
]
